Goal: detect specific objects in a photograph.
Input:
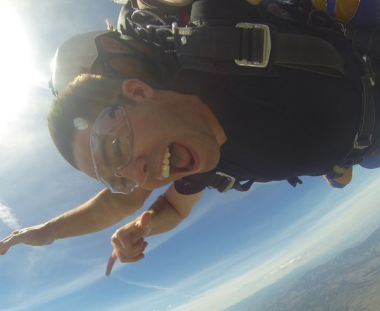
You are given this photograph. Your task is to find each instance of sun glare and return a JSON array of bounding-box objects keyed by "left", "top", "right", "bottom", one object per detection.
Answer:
[{"left": 0, "top": 2, "right": 43, "bottom": 136}]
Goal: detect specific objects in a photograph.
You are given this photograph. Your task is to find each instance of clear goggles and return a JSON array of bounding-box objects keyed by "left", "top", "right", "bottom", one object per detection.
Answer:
[{"left": 90, "top": 106, "right": 137, "bottom": 194}]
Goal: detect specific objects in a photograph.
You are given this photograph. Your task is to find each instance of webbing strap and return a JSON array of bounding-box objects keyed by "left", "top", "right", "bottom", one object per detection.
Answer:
[
  {"left": 204, "top": 170, "right": 255, "bottom": 193},
  {"left": 275, "top": 34, "right": 345, "bottom": 76},
  {"left": 355, "top": 55, "right": 376, "bottom": 147},
  {"left": 204, "top": 170, "right": 303, "bottom": 193},
  {"left": 305, "top": 12, "right": 378, "bottom": 177},
  {"left": 335, "top": 53, "right": 377, "bottom": 172},
  {"left": 172, "top": 23, "right": 346, "bottom": 77}
]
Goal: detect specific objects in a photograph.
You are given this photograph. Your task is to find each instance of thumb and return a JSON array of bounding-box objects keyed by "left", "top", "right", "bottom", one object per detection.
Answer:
[
  {"left": 136, "top": 211, "right": 151, "bottom": 231},
  {"left": 130, "top": 212, "right": 152, "bottom": 243}
]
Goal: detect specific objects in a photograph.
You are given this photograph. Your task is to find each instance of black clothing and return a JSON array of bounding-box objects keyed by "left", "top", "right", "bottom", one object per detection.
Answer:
[
  {"left": 171, "top": 0, "right": 380, "bottom": 194},
  {"left": 117, "top": 0, "right": 380, "bottom": 194}
]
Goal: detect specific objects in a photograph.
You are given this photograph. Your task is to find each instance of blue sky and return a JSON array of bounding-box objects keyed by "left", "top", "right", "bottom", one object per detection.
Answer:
[{"left": 1, "top": 1, "right": 380, "bottom": 311}]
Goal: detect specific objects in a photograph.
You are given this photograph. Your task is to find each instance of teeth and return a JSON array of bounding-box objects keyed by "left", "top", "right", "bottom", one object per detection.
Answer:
[{"left": 161, "top": 147, "right": 171, "bottom": 179}]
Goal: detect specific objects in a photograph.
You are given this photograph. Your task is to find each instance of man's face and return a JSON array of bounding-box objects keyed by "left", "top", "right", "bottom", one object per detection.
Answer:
[{"left": 72, "top": 81, "right": 223, "bottom": 192}]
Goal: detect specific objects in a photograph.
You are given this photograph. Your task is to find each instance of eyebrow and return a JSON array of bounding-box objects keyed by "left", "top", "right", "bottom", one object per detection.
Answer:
[{"left": 101, "top": 137, "right": 111, "bottom": 167}]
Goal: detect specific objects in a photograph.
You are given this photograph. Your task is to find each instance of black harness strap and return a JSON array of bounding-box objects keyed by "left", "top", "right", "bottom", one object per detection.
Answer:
[
  {"left": 172, "top": 22, "right": 346, "bottom": 78},
  {"left": 122, "top": 8, "right": 347, "bottom": 79},
  {"left": 328, "top": 53, "right": 377, "bottom": 176},
  {"left": 199, "top": 170, "right": 256, "bottom": 193},
  {"left": 310, "top": 15, "right": 378, "bottom": 178},
  {"left": 203, "top": 170, "right": 302, "bottom": 193},
  {"left": 119, "top": 5, "right": 378, "bottom": 192}
]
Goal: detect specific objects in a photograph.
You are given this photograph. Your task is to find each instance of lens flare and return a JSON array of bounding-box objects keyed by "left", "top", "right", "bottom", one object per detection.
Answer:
[{"left": 0, "top": 1, "right": 44, "bottom": 138}]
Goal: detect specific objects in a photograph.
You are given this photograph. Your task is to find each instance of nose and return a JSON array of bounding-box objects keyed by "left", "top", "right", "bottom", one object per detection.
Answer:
[{"left": 115, "top": 157, "right": 148, "bottom": 186}]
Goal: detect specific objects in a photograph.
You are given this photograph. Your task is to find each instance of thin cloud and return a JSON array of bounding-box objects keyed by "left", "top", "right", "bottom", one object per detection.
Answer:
[
  {"left": 165, "top": 175, "right": 380, "bottom": 311},
  {"left": 279, "top": 256, "right": 302, "bottom": 270},
  {"left": 268, "top": 256, "right": 303, "bottom": 276},
  {"left": 1, "top": 263, "right": 105, "bottom": 311},
  {"left": 106, "top": 173, "right": 380, "bottom": 311},
  {"left": 115, "top": 276, "right": 193, "bottom": 299},
  {"left": 0, "top": 191, "right": 230, "bottom": 311},
  {"left": 104, "top": 191, "right": 236, "bottom": 275},
  {"left": 4, "top": 173, "right": 380, "bottom": 311},
  {"left": 0, "top": 202, "right": 21, "bottom": 230}
]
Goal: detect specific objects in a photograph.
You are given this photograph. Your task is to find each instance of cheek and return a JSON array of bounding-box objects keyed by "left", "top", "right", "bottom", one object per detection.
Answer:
[{"left": 130, "top": 114, "right": 169, "bottom": 145}]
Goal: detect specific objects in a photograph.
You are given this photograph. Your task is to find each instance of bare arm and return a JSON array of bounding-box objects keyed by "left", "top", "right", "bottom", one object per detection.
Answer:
[
  {"left": 106, "top": 184, "right": 204, "bottom": 275},
  {"left": 0, "top": 187, "right": 151, "bottom": 255},
  {"left": 147, "top": 184, "right": 204, "bottom": 236},
  {"left": 48, "top": 187, "right": 151, "bottom": 239}
]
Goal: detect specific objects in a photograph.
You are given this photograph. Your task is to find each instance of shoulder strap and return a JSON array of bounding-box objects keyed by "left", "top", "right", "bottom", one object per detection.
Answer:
[
  {"left": 118, "top": 4, "right": 347, "bottom": 79},
  {"left": 117, "top": 4, "right": 378, "bottom": 191},
  {"left": 172, "top": 21, "right": 345, "bottom": 78}
]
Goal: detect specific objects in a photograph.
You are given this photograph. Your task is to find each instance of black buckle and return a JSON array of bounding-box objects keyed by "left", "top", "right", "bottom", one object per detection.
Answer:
[
  {"left": 209, "top": 172, "right": 236, "bottom": 193},
  {"left": 147, "top": 24, "right": 175, "bottom": 51},
  {"left": 235, "top": 23, "right": 271, "bottom": 68},
  {"left": 362, "top": 54, "right": 376, "bottom": 86},
  {"left": 353, "top": 133, "right": 372, "bottom": 149}
]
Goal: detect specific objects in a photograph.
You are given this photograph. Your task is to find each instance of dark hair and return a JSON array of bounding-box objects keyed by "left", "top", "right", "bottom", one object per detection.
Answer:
[{"left": 48, "top": 74, "right": 128, "bottom": 169}]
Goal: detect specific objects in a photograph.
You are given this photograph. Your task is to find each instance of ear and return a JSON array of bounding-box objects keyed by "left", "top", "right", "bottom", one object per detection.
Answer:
[
  {"left": 122, "top": 79, "right": 155, "bottom": 101},
  {"left": 99, "top": 37, "right": 128, "bottom": 53}
]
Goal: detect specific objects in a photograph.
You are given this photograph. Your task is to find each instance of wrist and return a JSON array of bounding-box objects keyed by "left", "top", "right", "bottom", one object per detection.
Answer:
[{"left": 41, "top": 221, "right": 56, "bottom": 243}]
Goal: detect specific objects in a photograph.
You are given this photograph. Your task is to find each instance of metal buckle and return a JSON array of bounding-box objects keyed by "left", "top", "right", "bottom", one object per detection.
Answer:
[
  {"left": 213, "top": 172, "right": 236, "bottom": 193},
  {"left": 235, "top": 23, "right": 271, "bottom": 68},
  {"left": 362, "top": 54, "right": 376, "bottom": 86},
  {"left": 353, "top": 133, "right": 372, "bottom": 150}
]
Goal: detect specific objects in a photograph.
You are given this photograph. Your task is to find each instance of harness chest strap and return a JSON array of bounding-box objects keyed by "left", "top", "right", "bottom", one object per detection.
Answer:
[
  {"left": 201, "top": 170, "right": 256, "bottom": 193},
  {"left": 125, "top": 14, "right": 378, "bottom": 190},
  {"left": 169, "top": 22, "right": 346, "bottom": 77},
  {"left": 172, "top": 23, "right": 377, "bottom": 189},
  {"left": 203, "top": 170, "right": 302, "bottom": 193},
  {"left": 166, "top": 22, "right": 375, "bottom": 190},
  {"left": 328, "top": 25, "right": 378, "bottom": 176},
  {"left": 126, "top": 15, "right": 346, "bottom": 77}
]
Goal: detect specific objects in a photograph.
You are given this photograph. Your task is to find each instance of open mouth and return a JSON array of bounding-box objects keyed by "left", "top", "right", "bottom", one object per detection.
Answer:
[{"left": 160, "top": 143, "right": 196, "bottom": 179}]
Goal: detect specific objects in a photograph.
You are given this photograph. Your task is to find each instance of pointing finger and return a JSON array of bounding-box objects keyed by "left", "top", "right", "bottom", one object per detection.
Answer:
[{"left": 106, "top": 251, "right": 117, "bottom": 276}]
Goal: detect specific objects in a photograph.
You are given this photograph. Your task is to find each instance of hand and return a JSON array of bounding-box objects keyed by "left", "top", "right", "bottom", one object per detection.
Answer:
[
  {"left": 0, "top": 224, "right": 54, "bottom": 255},
  {"left": 106, "top": 211, "right": 151, "bottom": 276}
]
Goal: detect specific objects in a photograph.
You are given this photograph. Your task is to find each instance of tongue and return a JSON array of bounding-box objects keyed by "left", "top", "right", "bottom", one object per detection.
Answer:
[{"left": 170, "top": 143, "right": 192, "bottom": 169}]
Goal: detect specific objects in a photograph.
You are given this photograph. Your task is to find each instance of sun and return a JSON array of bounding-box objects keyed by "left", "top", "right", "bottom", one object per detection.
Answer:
[{"left": 0, "top": 2, "right": 43, "bottom": 133}]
